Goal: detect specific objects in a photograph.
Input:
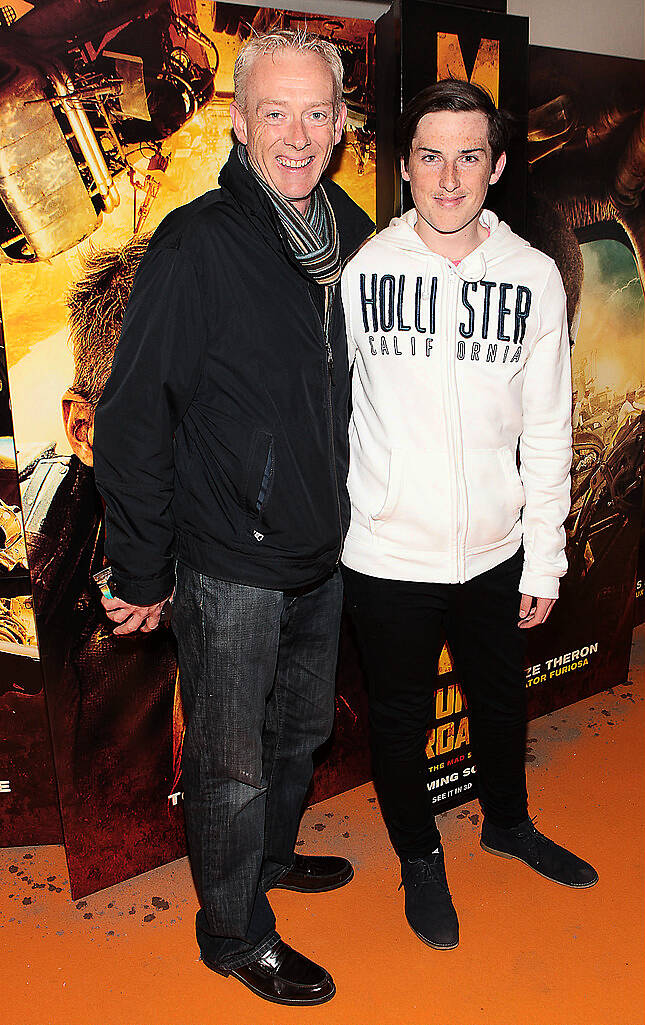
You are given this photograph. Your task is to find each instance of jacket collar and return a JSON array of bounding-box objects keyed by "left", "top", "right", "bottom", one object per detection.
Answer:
[
  {"left": 218, "top": 145, "right": 288, "bottom": 256},
  {"left": 217, "top": 145, "right": 369, "bottom": 274}
]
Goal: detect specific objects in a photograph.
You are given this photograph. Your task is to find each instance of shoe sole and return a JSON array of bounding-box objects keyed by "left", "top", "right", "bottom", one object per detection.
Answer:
[
  {"left": 409, "top": 924, "right": 459, "bottom": 950},
  {"left": 480, "top": 841, "right": 599, "bottom": 888},
  {"left": 202, "top": 958, "right": 336, "bottom": 1006},
  {"left": 271, "top": 866, "right": 355, "bottom": 893}
]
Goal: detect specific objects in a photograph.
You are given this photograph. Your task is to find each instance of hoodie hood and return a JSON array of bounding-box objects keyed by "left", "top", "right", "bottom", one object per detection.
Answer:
[{"left": 376, "top": 208, "right": 529, "bottom": 283}]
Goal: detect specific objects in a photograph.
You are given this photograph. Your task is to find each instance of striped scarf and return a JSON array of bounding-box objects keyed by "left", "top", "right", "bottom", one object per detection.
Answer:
[{"left": 239, "top": 144, "right": 341, "bottom": 287}]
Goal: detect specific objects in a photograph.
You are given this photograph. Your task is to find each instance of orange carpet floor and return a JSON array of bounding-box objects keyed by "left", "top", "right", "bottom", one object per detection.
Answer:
[{"left": 3, "top": 626, "right": 643, "bottom": 1025}]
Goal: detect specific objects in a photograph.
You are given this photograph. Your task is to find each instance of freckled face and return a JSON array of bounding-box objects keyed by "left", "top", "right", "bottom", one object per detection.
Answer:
[
  {"left": 402, "top": 110, "right": 505, "bottom": 246},
  {"left": 230, "top": 50, "right": 347, "bottom": 214}
]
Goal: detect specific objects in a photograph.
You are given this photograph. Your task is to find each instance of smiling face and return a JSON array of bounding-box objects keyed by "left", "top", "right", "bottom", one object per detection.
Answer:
[
  {"left": 230, "top": 49, "right": 346, "bottom": 214},
  {"left": 402, "top": 110, "right": 506, "bottom": 256}
]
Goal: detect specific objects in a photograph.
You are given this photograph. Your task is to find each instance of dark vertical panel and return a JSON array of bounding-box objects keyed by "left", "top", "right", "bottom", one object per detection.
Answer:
[
  {"left": 376, "top": 0, "right": 528, "bottom": 235},
  {"left": 375, "top": 0, "right": 402, "bottom": 229}
]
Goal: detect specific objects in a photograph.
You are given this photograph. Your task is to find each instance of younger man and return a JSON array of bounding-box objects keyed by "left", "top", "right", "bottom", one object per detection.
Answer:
[{"left": 341, "top": 80, "right": 598, "bottom": 950}]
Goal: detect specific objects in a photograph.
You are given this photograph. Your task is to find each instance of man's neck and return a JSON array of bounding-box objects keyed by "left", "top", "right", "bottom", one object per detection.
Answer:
[{"left": 414, "top": 211, "right": 488, "bottom": 261}]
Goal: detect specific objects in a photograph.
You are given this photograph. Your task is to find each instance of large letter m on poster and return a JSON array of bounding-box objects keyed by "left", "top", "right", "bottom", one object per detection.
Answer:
[{"left": 436, "top": 34, "right": 500, "bottom": 104}]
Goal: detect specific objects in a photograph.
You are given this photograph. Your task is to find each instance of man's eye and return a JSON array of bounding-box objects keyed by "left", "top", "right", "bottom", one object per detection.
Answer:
[
  {"left": 421, "top": 154, "right": 438, "bottom": 162},
  {"left": 310, "top": 111, "right": 328, "bottom": 121},
  {"left": 266, "top": 111, "right": 283, "bottom": 120},
  {"left": 461, "top": 154, "right": 479, "bottom": 163}
]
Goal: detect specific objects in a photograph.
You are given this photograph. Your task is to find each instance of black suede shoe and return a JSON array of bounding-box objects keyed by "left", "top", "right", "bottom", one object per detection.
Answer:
[
  {"left": 400, "top": 848, "right": 459, "bottom": 949},
  {"left": 481, "top": 817, "right": 599, "bottom": 888},
  {"left": 269, "top": 853, "right": 354, "bottom": 893},
  {"left": 203, "top": 937, "right": 335, "bottom": 1005}
]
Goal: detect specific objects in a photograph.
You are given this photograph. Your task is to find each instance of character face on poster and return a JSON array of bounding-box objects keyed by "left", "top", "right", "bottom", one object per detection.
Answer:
[{"left": 0, "top": 2, "right": 376, "bottom": 895}]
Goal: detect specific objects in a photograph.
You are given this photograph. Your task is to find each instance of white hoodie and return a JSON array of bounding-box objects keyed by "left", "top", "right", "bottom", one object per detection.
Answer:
[{"left": 341, "top": 209, "right": 572, "bottom": 599}]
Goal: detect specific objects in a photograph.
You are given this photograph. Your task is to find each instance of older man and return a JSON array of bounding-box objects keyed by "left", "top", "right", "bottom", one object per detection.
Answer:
[{"left": 94, "top": 30, "right": 372, "bottom": 1006}]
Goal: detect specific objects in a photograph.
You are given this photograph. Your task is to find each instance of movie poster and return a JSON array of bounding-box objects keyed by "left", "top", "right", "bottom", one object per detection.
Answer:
[
  {"left": 393, "top": 23, "right": 644, "bottom": 812},
  {"left": 636, "top": 512, "right": 644, "bottom": 625},
  {"left": 0, "top": 1, "right": 376, "bottom": 895},
  {"left": 523, "top": 46, "right": 644, "bottom": 717},
  {"left": 0, "top": 327, "right": 62, "bottom": 846},
  {"left": 400, "top": 1, "right": 528, "bottom": 235},
  {"left": 431, "top": 46, "right": 644, "bottom": 812}
]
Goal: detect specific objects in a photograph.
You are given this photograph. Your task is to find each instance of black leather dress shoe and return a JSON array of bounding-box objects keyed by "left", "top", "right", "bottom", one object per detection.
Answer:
[
  {"left": 203, "top": 938, "right": 336, "bottom": 1005},
  {"left": 269, "top": 853, "right": 354, "bottom": 893}
]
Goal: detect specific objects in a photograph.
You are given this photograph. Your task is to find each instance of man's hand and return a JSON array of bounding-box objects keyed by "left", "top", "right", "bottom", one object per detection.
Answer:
[
  {"left": 518, "top": 594, "right": 555, "bottom": 629},
  {"left": 101, "top": 595, "right": 170, "bottom": 635}
]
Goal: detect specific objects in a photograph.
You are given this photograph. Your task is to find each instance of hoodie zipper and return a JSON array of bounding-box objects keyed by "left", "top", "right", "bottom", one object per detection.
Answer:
[{"left": 442, "top": 261, "right": 469, "bottom": 582}]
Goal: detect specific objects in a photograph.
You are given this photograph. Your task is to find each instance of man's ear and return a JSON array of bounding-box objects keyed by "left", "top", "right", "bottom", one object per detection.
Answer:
[
  {"left": 489, "top": 151, "right": 506, "bottom": 185},
  {"left": 62, "top": 391, "right": 95, "bottom": 467},
  {"left": 401, "top": 155, "right": 411, "bottom": 183},
  {"left": 230, "top": 101, "right": 248, "bottom": 145},
  {"left": 333, "top": 101, "right": 348, "bottom": 144}
]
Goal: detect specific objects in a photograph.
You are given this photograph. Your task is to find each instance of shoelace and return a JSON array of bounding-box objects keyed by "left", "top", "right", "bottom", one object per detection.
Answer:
[
  {"left": 510, "top": 816, "right": 551, "bottom": 863},
  {"left": 399, "top": 856, "right": 449, "bottom": 893}
]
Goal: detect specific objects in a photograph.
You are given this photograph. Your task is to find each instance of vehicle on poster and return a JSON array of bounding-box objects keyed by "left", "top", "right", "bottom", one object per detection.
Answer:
[
  {"left": 0, "top": 0, "right": 216, "bottom": 261},
  {"left": 0, "top": 0, "right": 375, "bottom": 263}
]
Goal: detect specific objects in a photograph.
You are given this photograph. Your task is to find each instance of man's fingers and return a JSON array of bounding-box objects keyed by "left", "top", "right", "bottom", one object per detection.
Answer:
[
  {"left": 100, "top": 595, "right": 169, "bottom": 635},
  {"left": 113, "top": 611, "right": 147, "bottom": 636},
  {"left": 518, "top": 593, "right": 533, "bottom": 621},
  {"left": 105, "top": 606, "right": 136, "bottom": 624},
  {"left": 140, "top": 611, "right": 161, "bottom": 633},
  {"left": 519, "top": 596, "right": 556, "bottom": 629},
  {"left": 533, "top": 597, "right": 555, "bottom": 625}
]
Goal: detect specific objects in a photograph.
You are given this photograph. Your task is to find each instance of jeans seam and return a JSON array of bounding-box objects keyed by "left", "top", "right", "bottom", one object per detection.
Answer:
[
  {"left": 197, "top": 570, "right": 206, "bottom": 652},
  {"left": 264, "top": 600, "right": 287, "bottom": 861}
]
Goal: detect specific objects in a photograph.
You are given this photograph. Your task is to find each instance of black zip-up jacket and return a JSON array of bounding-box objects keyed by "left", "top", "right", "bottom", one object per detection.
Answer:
[{"left": 93, "top": 147, "right": 374, "bottom": 605}]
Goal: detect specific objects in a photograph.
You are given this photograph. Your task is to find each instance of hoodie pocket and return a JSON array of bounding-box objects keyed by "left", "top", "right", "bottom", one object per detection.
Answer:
[
  {"left": 499, "top": 446, "right": 525, "bottom": 508},
  {"left": 463, "top": 447, "right": 524, "bottom": 550},
  {"left": 369, "top": 448, "right": 405, "bottom": 525},
  {"left": 363, "top": 447, "right": 453, "bottom": 553}
]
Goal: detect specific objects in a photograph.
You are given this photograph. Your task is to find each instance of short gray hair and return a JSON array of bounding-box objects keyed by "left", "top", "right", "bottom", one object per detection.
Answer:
[{"left": 233, "top": 28, "right": 344, "bottom": 115}]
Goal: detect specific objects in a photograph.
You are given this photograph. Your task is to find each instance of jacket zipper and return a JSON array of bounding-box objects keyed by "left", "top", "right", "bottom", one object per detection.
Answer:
[{"left": 310, "top": 285, "right": 344, "bottom": 566}]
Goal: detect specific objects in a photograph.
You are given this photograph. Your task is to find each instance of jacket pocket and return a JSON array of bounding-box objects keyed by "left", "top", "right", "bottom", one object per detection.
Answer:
[
  {"left": 463, "top": 447, "right": 524, "bottom": 550},
  {"left": 244, "top": 429, "right": 274, "bottom": 522}
]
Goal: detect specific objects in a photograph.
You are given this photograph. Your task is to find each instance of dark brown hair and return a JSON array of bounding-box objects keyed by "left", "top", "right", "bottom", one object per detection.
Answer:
[{"left": 397, "top": 79, "right": 512, "bottom": 167}]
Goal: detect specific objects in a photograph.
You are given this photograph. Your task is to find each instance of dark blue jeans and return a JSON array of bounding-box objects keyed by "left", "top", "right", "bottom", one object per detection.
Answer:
[{"left": 172, "top": 564, "right": 343, "bottom": 968}]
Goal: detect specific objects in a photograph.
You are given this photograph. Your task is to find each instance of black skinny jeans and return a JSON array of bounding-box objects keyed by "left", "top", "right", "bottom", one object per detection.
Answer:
[{"left": 342, "top": 548, "right": 529, "bottom": 859}]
